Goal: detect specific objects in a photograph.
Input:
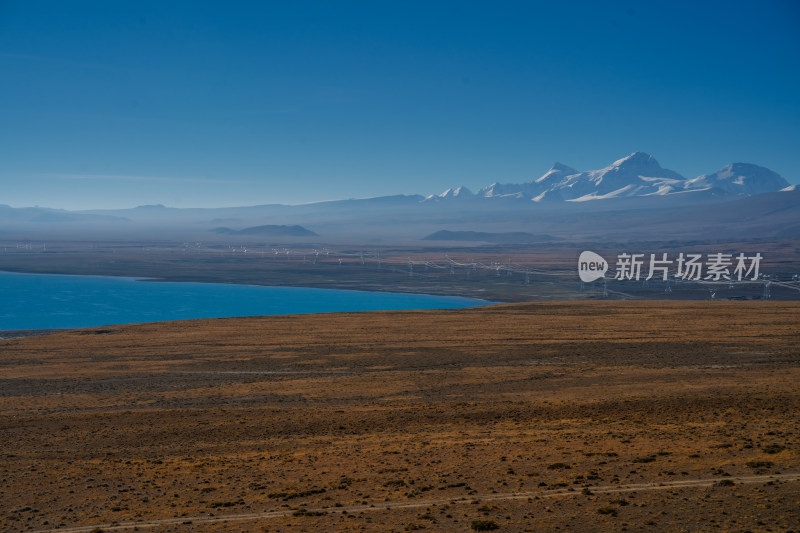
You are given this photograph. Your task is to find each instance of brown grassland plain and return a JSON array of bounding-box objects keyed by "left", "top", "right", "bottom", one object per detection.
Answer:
[{"left": 1, "top": 301, "right": 799, "bottom": 532}]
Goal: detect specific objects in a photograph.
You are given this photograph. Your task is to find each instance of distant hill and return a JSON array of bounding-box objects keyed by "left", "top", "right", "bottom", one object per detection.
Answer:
[
  {"left": 212, "top": 224, "right": 318, "bottom": 237},
  {"left": 423, "top": 230, "right": 557, "bottom": 243}
]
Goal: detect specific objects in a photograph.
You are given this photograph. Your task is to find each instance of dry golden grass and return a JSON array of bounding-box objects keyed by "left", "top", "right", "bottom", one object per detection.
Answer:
[{"left": 1, "top": 301, "right": 799, "bottom": 531}]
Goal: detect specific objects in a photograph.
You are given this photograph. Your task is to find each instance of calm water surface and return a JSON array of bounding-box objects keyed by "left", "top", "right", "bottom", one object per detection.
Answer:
[{"left": 0, "top": 271, "right": 491, "bottom": 330}]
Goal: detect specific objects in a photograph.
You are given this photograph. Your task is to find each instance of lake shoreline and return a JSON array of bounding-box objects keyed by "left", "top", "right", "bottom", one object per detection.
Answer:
[{"left": 0, "top": 270, "right": 494, "bottom": 331}]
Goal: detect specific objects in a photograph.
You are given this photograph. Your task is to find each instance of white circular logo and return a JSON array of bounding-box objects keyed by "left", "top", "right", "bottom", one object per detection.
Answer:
[{"left": 578, "top": 251, "right": 608, "bottom": 282}]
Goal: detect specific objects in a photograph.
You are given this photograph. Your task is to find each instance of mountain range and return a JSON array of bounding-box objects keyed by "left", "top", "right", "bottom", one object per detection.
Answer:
[
  {"left": 427, "top": 152, "right": 792, "bottom": 203},
  {"left": 1, "top": 152, "right": 797, "bottom": 243}
]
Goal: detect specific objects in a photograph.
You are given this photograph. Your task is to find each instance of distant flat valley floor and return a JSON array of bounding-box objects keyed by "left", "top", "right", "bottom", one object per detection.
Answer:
[
  {"left": 1, "top": 301, "right": 799, "bottom": 532},
  {"left": 1, "top": 238, "right": 799, "bottom": 302}
]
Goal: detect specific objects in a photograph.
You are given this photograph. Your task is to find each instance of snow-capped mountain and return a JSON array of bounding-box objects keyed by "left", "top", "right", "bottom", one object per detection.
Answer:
[
  {"left": 428, "top": 152, "right": 791, "bottom": 203},
  {"left": 537, "top": 152, "right": 688, "bottom": 201},
  {"left": 685, "top": 163, "right": 790, "bottom": 196},
  {"left": 436, "top": 186, "right": 474, "bottom": 199}
]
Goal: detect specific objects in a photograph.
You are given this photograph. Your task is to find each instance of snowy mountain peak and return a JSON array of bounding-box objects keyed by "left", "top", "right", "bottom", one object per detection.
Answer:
[
  {"left": 426, "top": 185, "right": 475, "bottom": 201},
  {"left": 572, "top": 152, "right": 685, "bottom": 199},
  {"left": 686, "top": 163, "right": 790, "bottom": 196},
  {"left": 605, "top": 152, "right": 669, "bottom": 174},
  {"left": 535, "top": 162, "right": 579, "bottom": 184},
  {"left": 441, "top": 186, "right": 473, "bottom": 198},
  {"left": 551, "top": 162, "right": 578, "bottom": 173},
  {"left": 612, "top": 151, "right": 656, "bottom": 165},
  {"left": 478, "top": 181, "right": 526, "bottom": 198}
]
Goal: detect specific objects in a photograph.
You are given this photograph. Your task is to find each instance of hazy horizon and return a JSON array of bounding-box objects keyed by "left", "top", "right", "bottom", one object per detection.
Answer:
[{"left": 2, "top": 150, "right": 797, "bottom": 212}]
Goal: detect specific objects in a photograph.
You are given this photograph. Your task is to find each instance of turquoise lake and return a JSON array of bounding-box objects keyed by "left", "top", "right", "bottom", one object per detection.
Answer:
[{"left": 0, "top": 271, "right": 491, "bottom": 331}]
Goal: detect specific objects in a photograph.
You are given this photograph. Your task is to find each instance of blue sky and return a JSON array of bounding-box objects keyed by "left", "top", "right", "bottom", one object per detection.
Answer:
[{"left": 1, "top": 0, "right": 798, "bottom": 209}]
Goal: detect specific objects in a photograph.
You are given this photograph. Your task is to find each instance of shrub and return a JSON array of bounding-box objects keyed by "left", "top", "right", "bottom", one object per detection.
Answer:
[
  {"left": 746, "top": 460, "right": 774, "bottom": 469},
  {"left": 471, "top": 519, "right": 500, "bottom": 531},
  {"left": 762, "top": 444, "right": 786, "bottom": 454},
  {"left": 293, "top": 508, "right": 326, "bottom": 516}
]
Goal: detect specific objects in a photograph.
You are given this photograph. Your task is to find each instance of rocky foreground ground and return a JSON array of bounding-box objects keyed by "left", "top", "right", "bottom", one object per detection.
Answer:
[{"left": 1, "top": 301, "right": 798, "bottom": 532}]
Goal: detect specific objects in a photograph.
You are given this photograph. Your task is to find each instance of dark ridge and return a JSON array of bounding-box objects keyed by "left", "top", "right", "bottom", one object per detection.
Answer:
[
  {"left": 422, "top": 230, "right": 557, "bottom": 243},
  {"left": 212, "top": 224, "right": 318, "bottom": 236}
]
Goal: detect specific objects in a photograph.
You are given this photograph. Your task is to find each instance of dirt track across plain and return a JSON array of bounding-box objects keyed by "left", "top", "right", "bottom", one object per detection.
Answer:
[{"left": 29, "top": 473, "right": 800, "bottom": 533}]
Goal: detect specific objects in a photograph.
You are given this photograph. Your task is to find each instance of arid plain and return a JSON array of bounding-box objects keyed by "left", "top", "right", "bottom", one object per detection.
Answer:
[{"left": 1, "top": 301, "right": 799, "bottom": 532}]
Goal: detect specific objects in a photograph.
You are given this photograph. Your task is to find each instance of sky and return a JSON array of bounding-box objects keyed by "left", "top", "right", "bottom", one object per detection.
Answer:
[{"left": 1, "top": 0, "right": 799, "bottom": 210}]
